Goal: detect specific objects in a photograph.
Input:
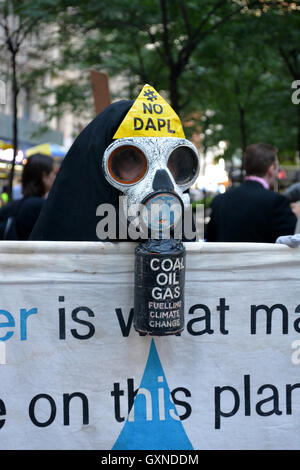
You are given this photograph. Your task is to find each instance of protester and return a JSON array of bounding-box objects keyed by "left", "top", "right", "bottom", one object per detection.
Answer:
[
  {"left": 0, "top": 153, "right": 56, "bottom": 240},
  {"left": 29, "top": 89, "right": 199, "bottom": 242},
  {"left": 205, "top": 142, "right": 297, "bottom": 243}
]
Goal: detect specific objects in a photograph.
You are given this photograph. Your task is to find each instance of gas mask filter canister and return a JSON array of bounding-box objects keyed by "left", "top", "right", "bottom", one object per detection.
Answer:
[{"left": 103, "top": 84, "right": 201, "bottom": 336}]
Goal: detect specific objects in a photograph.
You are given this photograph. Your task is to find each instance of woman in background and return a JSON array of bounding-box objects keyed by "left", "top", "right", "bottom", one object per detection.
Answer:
[{"left": 0, "top": 153, "right": 56, "bottom": 240}]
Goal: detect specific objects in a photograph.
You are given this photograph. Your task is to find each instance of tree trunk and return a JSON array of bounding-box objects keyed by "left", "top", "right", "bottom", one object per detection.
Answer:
[
  {"left": 8, "top": 51, "right": 18, "bottom": 201},
  {"left": 169, "top": 69, "right": 180, "bottom": 114},
  {"left": 297, "top": 103, "right": 300, "bottom": 158},
  {"left": 238, "top": 105, "right": 247, "bottom": 182},
  {"left": 239, "top": 105, "right": 247, "bottom": 153}
]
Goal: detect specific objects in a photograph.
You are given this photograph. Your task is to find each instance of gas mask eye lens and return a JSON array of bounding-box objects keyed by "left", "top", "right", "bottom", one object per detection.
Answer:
[
  {"left": 167, "top": 146, "right": 199, "bottom": 186},
  {"left": 108, "top": 146, "right": 147, "bottom": 184}
]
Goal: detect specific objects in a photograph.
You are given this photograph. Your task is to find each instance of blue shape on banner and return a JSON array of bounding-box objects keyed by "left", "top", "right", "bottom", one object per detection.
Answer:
[{"left": 112, "top": 339, "right": 193, "bottom": 450}]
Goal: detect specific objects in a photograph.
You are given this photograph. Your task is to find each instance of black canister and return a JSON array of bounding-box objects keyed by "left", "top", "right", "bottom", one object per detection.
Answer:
[{"left": 134, "top": 238, "right": 186, "bottom": 336}]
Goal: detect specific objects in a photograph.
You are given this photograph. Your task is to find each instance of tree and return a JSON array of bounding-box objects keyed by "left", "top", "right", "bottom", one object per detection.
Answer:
[
  {"left": 49, "top": 0, "right": 293, "bottom": 112},
  {"left": 15, "top": 0, "right": 298, "bottom": 170},
  {"left": 262, "top": 5, "right": 300, "bottom": 155},
  {"left": 0, "top": 0, "right": 61, "bottom": 198},
  {"left": 178, "top": 4, "right": 300, "bottom": 168}
]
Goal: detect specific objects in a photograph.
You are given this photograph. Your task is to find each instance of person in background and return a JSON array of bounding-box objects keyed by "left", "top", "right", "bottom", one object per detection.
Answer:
[
  {"left": 0, "top": 153, "right": 56, "bottom": 240},
  {"left": 205, "top": 142, "right": 297, "bottom": 243}
]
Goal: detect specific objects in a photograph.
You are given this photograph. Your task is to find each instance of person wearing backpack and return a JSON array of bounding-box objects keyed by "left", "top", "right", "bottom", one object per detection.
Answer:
[{"left": 0, "top": 153, "right": 56, "bottom": 240}]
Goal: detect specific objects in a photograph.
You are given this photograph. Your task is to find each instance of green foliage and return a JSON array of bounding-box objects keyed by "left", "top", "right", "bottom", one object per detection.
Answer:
[{"left": 1, "top": 0, "right": 299, "bottom": 161}]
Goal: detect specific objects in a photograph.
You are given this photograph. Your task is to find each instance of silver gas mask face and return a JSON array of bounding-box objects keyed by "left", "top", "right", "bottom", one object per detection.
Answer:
[{"left": 103, "top": 137, "right": 200, "bottom": 238}]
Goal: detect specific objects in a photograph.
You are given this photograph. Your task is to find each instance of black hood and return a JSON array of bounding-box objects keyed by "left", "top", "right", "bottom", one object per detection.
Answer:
[{"left": 29, "top": 100, "right": 133, "bottom": 241}]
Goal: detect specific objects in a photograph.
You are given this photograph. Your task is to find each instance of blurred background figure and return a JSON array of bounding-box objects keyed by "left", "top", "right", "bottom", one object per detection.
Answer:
[
  {"left": 284, "top": 182, "right": 300, "bottom": 233},
  {"left": 205, "top": 143, "right": 297, "bottom": 243},
  {"left": 284, "top": 182, "right": 300, "bottom": 205},
  {"left": 0, "top": 153, "right": 56, "bottom": 240}
]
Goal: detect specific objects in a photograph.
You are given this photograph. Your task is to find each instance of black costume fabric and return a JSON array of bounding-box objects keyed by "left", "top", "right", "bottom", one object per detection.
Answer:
[{"left": 30, "top": 100, "right": 133, "bottom": 241}]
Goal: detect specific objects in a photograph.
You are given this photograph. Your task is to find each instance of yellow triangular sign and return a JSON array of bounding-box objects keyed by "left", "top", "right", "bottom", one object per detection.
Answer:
[{"left": 113, "top": 84, "right": 185, "bottom": 139}]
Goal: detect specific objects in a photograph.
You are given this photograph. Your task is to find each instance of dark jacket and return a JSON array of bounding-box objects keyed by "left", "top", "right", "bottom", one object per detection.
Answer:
[
  {"left": 205, "top": 180, "right": 297, "bottom": 243},
  {"left": 0, "top": 197, "right": 44, "bottom": 240}
]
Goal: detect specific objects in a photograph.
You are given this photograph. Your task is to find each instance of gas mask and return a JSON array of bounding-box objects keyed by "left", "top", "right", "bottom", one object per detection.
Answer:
[
  {"left": 103, "top": 136, "right": 200, "bottom": 238},
  {"left": 102, "top": 84, "right": 201, "bottom": 336}
]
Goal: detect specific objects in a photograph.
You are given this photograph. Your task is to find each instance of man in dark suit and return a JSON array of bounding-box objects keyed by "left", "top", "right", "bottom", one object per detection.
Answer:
[{"left": 205, "top": 143, "right": 297, "bottom": 243}]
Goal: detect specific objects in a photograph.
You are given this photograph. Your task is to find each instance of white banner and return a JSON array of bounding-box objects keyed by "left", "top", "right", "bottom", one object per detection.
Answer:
[{"left": 0, "top": 240, "right": 300, "bottom": 450}]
